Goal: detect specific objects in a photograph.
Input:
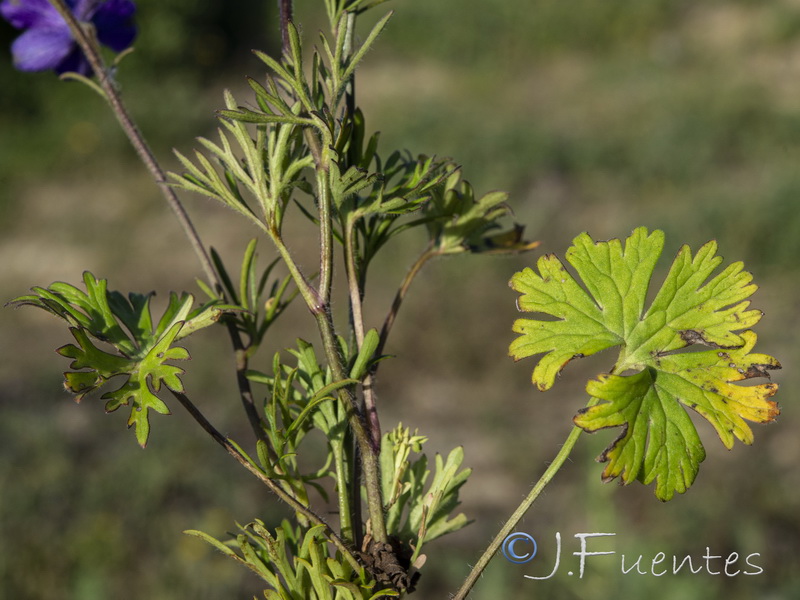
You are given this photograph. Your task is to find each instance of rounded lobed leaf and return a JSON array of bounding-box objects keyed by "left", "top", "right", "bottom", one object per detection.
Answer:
[{"left": 511, "top": 227, "right": 781, "bottom": 499}]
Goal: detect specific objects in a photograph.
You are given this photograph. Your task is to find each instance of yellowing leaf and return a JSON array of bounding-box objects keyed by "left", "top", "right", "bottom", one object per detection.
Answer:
[
  {"left": 510, "top": 227, "right": 781, "bottom": 500},
  {"left": 510, "top": 227, "right": 664, "bottom": 391}
]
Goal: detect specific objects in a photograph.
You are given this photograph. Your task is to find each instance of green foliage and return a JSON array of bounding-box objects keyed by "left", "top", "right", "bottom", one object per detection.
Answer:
[
  {"left": 380, "top": 425, "right": 471, "bottom": 563},
  {"left": 165, "top": 5, "right": 514, "bottom": 583},
  {"left": 510, "top": 227, "right": 780, "bottom": 500},
  {"left": 170, "top": 10, "right": 535, "bottom": 275},
  {"left": 8, "top": 0, "right": 787, "bottom": 597},
  {"left": 423, "top": 169, "right": 538, "bottom": 256},
  {"left": 246, "top": 341, "right": 357, "bottom": 507},
  {"left": 9, "top": 271, "right": 237, "bottom": 446},
  {"left": 197, "top": 239, "right": 299, "bottom": 352},
  {"left": 185, "top": 520, "right": 396, "bottom": 600}
]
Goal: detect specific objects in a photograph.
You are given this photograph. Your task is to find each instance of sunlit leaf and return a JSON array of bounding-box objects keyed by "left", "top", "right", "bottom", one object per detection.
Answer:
[
  {"left": 510, "top": 227, "right": 780, "bottom": 500},
  {"left": 10, "top": 273, "right": 239, "bottom": 446}
]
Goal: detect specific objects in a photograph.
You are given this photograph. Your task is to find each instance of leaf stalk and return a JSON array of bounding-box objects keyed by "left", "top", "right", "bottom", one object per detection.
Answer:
[{"left": 452, "top": 409, "right": 594, "bottom": 600}]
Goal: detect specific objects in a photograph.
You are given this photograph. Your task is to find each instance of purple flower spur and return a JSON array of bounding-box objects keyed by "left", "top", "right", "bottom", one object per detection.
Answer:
[{"left": 1, "top": 0, "right": 136, "bottom": 75}]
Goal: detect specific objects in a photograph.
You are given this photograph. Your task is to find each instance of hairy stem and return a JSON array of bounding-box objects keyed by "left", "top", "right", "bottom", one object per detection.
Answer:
[
  {"left": 269, "top": 229, "right": 387, "bottom": 543},
  {"left": 342, "top": 11, "right": 357, "bottom": 119},
  {"left": 318, "top": 170, "right": 334, "bottom": 305},
  {"left": 452, "top": 404, "right": 596, "bottom": 600},
  {"left": 270, "top": 230, "right": 324, "bottom": 310},
  {"left": 343, "top": 219, "right": 383, "bottom": 443},
  {"left": 279, "top": 0, "right": 293, "bottom": 55},
  {"left": 49, "top": 0, "right": 274, "bottom": 446},
  {"left": 48, "top": 0, "right": 217, "bottom": 289},
  {"left": 314, "top": 308, "right": 388, "bottom": 543},
  {"left": 344, "top": 220, "right": 367, "bottom": 348},
  {"left": 170, "top": 389, "right": 362, "bottom": 573},
  {"left": 332, "top": 441, "right": 353, "bottom": 541}
]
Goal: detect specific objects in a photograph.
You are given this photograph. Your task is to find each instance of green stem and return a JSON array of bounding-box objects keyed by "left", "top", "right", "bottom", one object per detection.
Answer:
[
  {"left": 452, "top": 413, "right": 594, "bottom": 600},
  {"left": 269, "top": 230, "right": 387, "bottom": 544},
  {"left": 314, "top": 308, "right": 388, "bottom": 543},
  {"left": 344, "top": 218, "right": 383, "bottom": 449},
  {"left": 344, "top": 219, "right": 366, "bottom": 348},
  {"left": 270, "top": 231, "right": 324, "bottom": 311},
  {"left": 331, "top": 441, "right": 353, "bottom": 541},
  {"left": 341, "top": 11, "right": 357, "bottom": 117},
  {"left": 317, "top": 169, "right": 334, "bottom": 305}
]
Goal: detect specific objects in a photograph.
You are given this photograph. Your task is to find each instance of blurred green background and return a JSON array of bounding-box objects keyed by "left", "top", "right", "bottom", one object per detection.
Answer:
[{"left": 2, "top": 0, "right": 799, "bottom": 598}]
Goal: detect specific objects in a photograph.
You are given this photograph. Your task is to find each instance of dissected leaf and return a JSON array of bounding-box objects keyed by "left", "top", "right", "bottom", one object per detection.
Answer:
[
  {"left": 510, "top": 227, "right": 780, "bottom": 500},
  {"left": 380, "top": 424, "right": 471, "bottom": 558},
  {"left": 10, "top": 272, "right": 239, "bottom": 446},
  {"left": 186, "top": 520, "right": 392, "bottom": 599},
  {"left": 425, "top": 172, "right": 537, "bottom": 256}
]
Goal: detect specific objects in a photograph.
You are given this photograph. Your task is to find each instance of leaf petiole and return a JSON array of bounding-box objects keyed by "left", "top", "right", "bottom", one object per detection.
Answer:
[{"left": 452, "top": 399, "right": 598, "bottom": 600}]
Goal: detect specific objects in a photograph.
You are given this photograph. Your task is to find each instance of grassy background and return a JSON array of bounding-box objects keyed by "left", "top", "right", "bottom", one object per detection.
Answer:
[{"left": 2, "top": 0, "right": 800, "bottom": 598}]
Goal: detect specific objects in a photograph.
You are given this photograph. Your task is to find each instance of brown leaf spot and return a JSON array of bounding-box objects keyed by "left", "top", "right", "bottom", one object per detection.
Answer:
[
  {"left": 597, "top": 423, "right": 629, "bottom": 465},
  {"left": 680, "top": 329, "right": 719, "bottom": 347},
  {"left": 744, "top": 363, "right": 781, "bottom": 379}
]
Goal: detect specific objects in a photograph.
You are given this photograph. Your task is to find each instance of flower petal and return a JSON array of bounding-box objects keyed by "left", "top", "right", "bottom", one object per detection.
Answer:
[
  {"left": 92, "top": 0, "right": 137, "bottom": 51},
  {"left": 54, "top": 45, "right": 92, "bottom": 75},
  {"left": 0, "top": 0, "right": 69, "bottom": 29},
  {"left": 10, "top": 26, "right": 75, "bottom": 71}
]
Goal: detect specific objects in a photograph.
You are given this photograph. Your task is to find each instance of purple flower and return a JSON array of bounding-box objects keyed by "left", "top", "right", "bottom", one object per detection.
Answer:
[{"left": 0, "top": 0, "right": 136, "bottom": 75}]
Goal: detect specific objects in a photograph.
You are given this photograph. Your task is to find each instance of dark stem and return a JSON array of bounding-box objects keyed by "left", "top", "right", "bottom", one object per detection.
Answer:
[
  {"left": 376, "top": 246, "right": 437, "bottom": 359},
  {"left": 314, "top": 307, "right": 388, "bottom": 543},
  {"left": 49, "top": 1, "right": 269, "bottom": 446},
  {"left": 225, "top": 321, "right": 269, "bottom": 444},
  {"left": 47, "top": 0, "right": 218, "bottom": 290},
  {"left": 279, "top": 0, "right": 293, "bottom": 55},
  {"left": 170, "top": 389, "right": 363, "bottom": 573}
]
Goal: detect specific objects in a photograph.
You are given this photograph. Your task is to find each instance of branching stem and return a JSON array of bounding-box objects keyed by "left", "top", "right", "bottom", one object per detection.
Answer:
[
  {"left": 48, "top": 0, "right": 275, "bottom": 447},
  {"left": 269, "top": 226, "right": 388, "bottom": 543},
  {"left": 47, "top": 0, "right": 217, "bottom": 290},
  {"left": 170, "top": 389, "right": 362, "bottom": 573},
  {"left": 314, "top": 307, "right": 388, "bottom": 543}
]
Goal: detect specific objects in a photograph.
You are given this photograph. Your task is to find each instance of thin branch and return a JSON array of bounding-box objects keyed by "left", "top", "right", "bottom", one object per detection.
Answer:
[
  {"left": 376, "top": 246, "right": 437, "bottom": 359},
  {"left": 47, "top": 0, "right": 218, "bottom": 290},
  {"left": 48, "top": 0, "right": 275, "bottom": 447},
  {"left": 342, "top": 11, "right": 357, "bottom": 120},
  {"left": 279, "top": 0, "right": 293, "bottom": 56},
  {"left": 170, "top": 389, "right": 363, "bottom": 573},
  {"left": 344, "top": 219, "right": 382, "bottom": 450},
  {"left": 314, "top": 307, "right": 388, "bottom": 544},
  {"left": 451, "top": 402, "right": 597, "bottom": 600},
  {"left": 344, "top": 221, "right": 367, "bottom": 347},
  {"left": 317, "top": 170, "right": 335, "bottom": 305},
  {"left": 225, "top": 320, "right": 269, "bottom": 444}
]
